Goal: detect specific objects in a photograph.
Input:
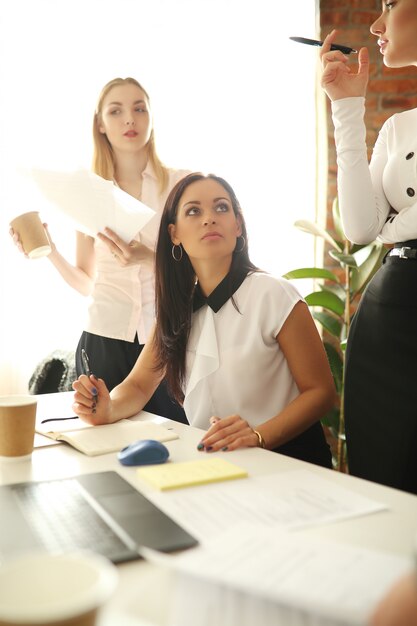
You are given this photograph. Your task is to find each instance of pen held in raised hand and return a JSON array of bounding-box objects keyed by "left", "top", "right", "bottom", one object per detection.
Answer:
[{"left": 289, "top": 36, "right": 358, "bottom": 55}]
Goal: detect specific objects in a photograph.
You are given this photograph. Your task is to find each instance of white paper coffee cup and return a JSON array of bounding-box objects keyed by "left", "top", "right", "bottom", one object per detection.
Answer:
[
  {"left": 10, "top": 211, "right": 51, "bottom": 259},
  {"left": 0, "top": 395, "right": 37, "bottom": 460},
  {"left": 0, "top": 552, "right": 118, "bottom": 626}
]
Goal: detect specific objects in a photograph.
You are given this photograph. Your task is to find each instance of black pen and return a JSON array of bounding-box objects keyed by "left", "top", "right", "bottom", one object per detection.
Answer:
[
  {"left": 290, "top": 36, "right": 357, "bottom": 55},
  {"left": 81, "top": 348, "right": 94, "bottom": 378},
  {"left": 81, "top": 348, "right": 98, "bottom": 401}
]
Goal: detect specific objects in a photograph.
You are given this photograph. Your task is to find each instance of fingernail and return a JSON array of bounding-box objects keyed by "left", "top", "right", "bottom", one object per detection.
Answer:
[
  {"left": 197, "top": 443, "right": 204, "bottom": 451},
  {"left": 91, "top": 387, "right": 98, "bottom": 396},
  {"left": 92, "top": 408, "right": 96, "bottom": 414},
  {"left": 206, "top": 446, "right": 213, "bottom": 452},
  {"left": 221, "top": 446, "right": 228, "bottom": 451}
]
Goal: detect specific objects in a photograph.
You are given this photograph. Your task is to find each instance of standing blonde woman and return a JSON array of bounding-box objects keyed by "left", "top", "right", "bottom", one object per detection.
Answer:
[
  {"left": 11, "top": 77, "right": 189, "bottom": 421},
  {"left": 319, "top": 1, "right": 417, "bottom": 493}
]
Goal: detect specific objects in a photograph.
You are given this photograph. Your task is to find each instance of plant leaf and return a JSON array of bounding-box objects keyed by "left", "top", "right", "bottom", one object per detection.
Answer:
[
  {"left": 313, "top": 311, "right": 343, "bottom": 338},
  {"left": 351, "top": 243, "right": 386, "bottom": 296},
  {"left": 305, "top": 290, "right": 345, "bottom": 317},
  {"left": 331, "top": 196, "right": 345, "bottom": 242},
  {"left": 283, "top": 268, "right": 340, "bottom": 282},
  {"left": 294, "top": 219, "right": 343, "bottom": 251},
  {"left": 329, "top": 249, "right": 358, "bottom": 268},
  {"left": 323, "top": 341, "right": 344, "bottom": 393},
  {"left": 319, "top": 282, "right": 346, "bottom": 301},
  {"left": 352, "top": 242, "right": 377, "bottom": 266}
]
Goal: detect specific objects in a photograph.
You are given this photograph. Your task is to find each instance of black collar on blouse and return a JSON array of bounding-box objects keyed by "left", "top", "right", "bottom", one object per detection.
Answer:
[{"left": 192, "top": 267, "right": 249, "bottom": 313}]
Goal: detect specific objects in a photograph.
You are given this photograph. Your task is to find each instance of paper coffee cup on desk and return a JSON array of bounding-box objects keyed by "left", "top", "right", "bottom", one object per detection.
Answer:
[
  {"left": 0, "top": 395, "right": 37, "bottom": 461},
  {"left": 10, "top": 211, "right": 51, "bottom": 259},
  {"left": 0, "top": 552, "right": 118, "bottom": 626}
]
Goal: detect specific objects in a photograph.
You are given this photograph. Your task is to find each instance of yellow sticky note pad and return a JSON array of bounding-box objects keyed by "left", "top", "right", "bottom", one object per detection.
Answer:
[{"left": 136, "top": 457, "right": 248, "bottom": 490}]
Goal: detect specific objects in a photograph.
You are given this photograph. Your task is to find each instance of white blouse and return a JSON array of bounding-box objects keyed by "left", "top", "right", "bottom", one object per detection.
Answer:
[
  {"left": 183, "top": 272, "right": 303, "bottom": 431},
  {"left": 85, "top": 164, "right": 190, "bottom": 343},
  {"left": 332, "top": 97, "right": 417, "bottom": 245}
]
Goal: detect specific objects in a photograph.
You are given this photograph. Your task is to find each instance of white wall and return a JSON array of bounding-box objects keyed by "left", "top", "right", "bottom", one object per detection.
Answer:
[{"left": 0, "top": 0, "right": 318, "bottom": 393}]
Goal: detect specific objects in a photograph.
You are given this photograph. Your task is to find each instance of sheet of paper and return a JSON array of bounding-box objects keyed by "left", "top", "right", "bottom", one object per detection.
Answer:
[
  {"left": 169, "top": 568, "right": 355, "bottom": 626},
  {"left": 36, "top": 414, "right": 89, "bottom": 434},
  {"left": 33, "top": 433, "right": 60, "bottom": 449},
  {"left": 136, "top": 458, "right": 248, "bottom": 491},
  {"left": 35, "top": 406, "right": 165, "bottom": 435},
  {"left": 35, "top": 393, "right": 77, "bottom": 423},
  {"left": 143, "top": 526, "right": 412, "bottom": 626},
  {"left": 34, "top": 394, "right": 87, "bottom": 444},
  {"left": 141, "top": 469, "right": 387, "bottom": 542},
  {"left": 27, "top": 168, "right": 155, "bottom": 241}
]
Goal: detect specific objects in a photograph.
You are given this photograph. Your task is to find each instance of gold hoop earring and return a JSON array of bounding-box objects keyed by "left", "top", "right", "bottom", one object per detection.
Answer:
[
  {"left": 235, "top": 236, "right": 246, "bottom": 253},
  {"left": 172, "top": 244, "right": 183, "bottom": 261}
]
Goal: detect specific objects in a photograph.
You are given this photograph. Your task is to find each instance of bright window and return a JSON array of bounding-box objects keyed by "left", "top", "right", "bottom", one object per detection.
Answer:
[{"left": 0, "top": 0, "right": 319, "bottom": 392}]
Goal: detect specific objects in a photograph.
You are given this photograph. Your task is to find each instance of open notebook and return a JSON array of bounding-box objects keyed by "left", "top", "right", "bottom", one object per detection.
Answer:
[{"left": 36, "top": 415, "right": 179, "bottom": 456}]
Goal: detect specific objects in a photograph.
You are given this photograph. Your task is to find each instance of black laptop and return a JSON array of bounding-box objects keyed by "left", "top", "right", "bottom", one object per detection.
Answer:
[{"left": 0, "top": 471, "right": 198, "bottom": 563}]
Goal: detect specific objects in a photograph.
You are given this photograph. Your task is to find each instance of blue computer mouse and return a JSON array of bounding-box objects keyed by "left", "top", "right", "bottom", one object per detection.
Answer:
[{"left": 117, "top": 439, "right": 170, "bottom": 466}]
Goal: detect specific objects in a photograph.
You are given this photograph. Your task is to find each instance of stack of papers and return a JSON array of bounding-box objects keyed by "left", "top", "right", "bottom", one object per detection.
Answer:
[
  {"left": 145, "top": 527, "right": 411, "bottom": 626},
  {"left": 143, "top": 469, "right": 387, "bottom": 541}
]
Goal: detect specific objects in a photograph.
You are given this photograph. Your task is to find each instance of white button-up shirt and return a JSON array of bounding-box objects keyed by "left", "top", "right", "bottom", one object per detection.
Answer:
[{"left": 332, "top": 97, "right": 417, "bottom": 244}]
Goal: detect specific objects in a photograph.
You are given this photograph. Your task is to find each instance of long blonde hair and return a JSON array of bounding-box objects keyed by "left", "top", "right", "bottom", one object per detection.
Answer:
[{"left": 92, "top": 77, "right": 168, "bottom": 192}]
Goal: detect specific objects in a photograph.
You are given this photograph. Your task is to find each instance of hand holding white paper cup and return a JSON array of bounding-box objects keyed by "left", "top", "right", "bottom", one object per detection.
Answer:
[
  {"left": 0, "top": 395, "right": 37, "bottom": 460},
  {"left": 10, "top": 211, "right": 51, "bottom": 259},
  {"left": 0, "top": 552, "right": 119, "bottom": 626}
]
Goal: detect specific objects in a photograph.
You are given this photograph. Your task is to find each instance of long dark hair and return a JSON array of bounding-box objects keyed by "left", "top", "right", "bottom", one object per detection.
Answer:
[{"left": 153, "top": 173, "right": 258, "bottom": 403}]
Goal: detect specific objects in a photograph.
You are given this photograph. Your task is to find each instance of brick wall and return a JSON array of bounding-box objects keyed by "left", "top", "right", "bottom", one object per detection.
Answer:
[{"left": 319, "top": 0, "right": 417, "bottom": 237}]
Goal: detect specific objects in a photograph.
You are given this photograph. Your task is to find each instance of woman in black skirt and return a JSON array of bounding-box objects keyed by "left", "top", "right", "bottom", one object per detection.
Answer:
[{"left": 319, "top": 15, "right": 417, "bottom": 493}]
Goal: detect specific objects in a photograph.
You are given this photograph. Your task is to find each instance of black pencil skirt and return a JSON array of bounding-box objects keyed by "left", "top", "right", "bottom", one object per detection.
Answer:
[
  {"left": 75, "top": 331, "right": 188, "bottom": 424},
  {"left": 344, "top": 252, "right": 417, "bottom": 494}
]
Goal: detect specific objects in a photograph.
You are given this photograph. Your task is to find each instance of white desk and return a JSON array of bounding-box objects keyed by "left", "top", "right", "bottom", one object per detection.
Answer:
[{"left": 2, "top": 392, "right": 417, "bottom": 626}]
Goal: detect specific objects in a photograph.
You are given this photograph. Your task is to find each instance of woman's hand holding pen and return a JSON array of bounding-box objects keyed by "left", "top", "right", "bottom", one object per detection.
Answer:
[
  {"left": 197, "top": 415, "right": 262, "bottom": 452},
  {"left": 97, "top": 227, "right": 154, "bottom": 266},
  {"left": 320, "top": 29, "right": 369, "bottom": 101},
  {"left": 72, "top": 375, "right": 113, "bottom": 425}
]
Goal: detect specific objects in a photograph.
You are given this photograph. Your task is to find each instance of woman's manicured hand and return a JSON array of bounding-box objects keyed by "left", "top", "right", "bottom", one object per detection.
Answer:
[
  {"left": 197, "top": 414, "right": 260, "bottom": 452},
  {"left": 320, "top": 29, "right": 369, "bottom": 101},
  {"left": 72, "top": 375, "right": 112, "bottom": 425}
]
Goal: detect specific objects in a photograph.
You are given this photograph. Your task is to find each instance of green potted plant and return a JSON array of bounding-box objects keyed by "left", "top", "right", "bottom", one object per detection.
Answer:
[{"left": 283, "top": 198, "right": 385, "bottom": 471}]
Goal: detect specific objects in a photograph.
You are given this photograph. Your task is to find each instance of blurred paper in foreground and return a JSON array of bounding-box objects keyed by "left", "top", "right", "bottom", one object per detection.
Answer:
[{"left": 29, "top": 168, "right": 155, "bottom": 242}]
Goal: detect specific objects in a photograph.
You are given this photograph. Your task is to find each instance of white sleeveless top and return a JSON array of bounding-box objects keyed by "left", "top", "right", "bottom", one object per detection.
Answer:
[{"left": 183, "top": 272, "right": 303, "bottom": 430}]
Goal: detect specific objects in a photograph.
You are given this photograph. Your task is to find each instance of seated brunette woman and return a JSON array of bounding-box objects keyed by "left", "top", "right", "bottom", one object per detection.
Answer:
[{"left": 72, "top": 173, "right": 336, "bottom": 467}]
